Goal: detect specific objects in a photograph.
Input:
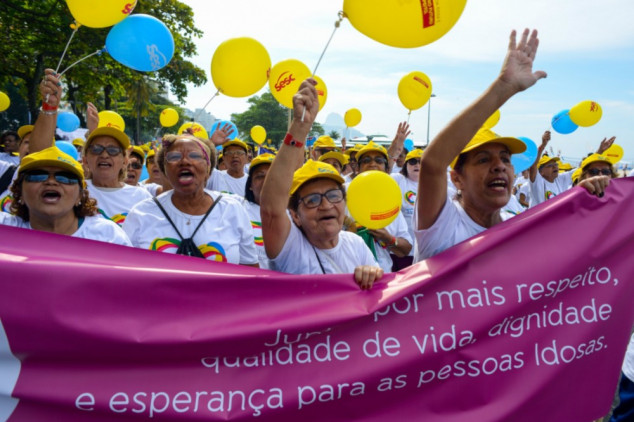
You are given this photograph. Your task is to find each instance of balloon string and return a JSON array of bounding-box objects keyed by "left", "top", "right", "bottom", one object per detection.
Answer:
[
  {"left": 301, "top": 11, "right": 345, "bottom": 123},
  {"left": 407, "top": 110, "right": 412, "bottom": 124},
  {"left": 59, "top": 49, "right": 105, "bottom": 77},
  {"left": 194, "top": 89, "right": 220, "bottom": 122},
  {"left": 55, "top": 25, "right": 79, "bottom": 74}
]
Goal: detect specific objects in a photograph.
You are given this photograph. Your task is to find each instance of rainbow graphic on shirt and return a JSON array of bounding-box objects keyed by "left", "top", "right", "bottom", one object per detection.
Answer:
[
  {"left": 251, "top": 220, "right": 264, "bottom": 246},
  {"left": 198, "top": 242, "right": 227, "bottom": 262},
  {"left": 545, "top": 191, "right": 556, "bottom": 200},
  {"left": 405, "top": 191, "right": 416, "bottom": 205},
  {"left": 1, "top": 195, "right": 13, "bottom": 213},
  {"left": 97, "top": 208, "right": 128, "bottom": 226},
  {"left": 151, "top": 238, "right": 180, "bottom": 253}
]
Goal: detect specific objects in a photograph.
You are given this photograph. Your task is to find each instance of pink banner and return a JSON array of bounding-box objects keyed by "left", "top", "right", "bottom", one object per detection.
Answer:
[{"left": 1, "top": 179, "right": 634, "bottom": 421}]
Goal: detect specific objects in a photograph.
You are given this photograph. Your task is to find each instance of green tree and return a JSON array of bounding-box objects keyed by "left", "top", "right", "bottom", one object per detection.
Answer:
[
  {"left": 0, "top": 0, "right": 206, "bottom": 132},
  {"left": 328, "top": 130, "right": 340, "bottom": 140},
  {"left": 232, "top": 92, "right": 325, "bottom": 148}
]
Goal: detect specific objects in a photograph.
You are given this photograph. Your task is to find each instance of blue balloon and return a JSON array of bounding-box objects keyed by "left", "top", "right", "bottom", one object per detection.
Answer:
[
  {"left": 56, "top": 112, "right": 80, "bottom": 132},
  {"left": 551, "top": 109, "right": 578, "bottom": 135},
  {"left": 139, "top": 165, "right": 149, "bottom": 182},
  {"left": 55, "top": 141, "right": 79, "bottom": 160},
  {"left": 511, "top": 136, "right": 538, "bottom": 173},
  {"left": 306, "top": 136, "right": 316, "bottom": 147},
  {"left": 105, "top": 14, "right": 174, "bottom": 72},
  {"left": 404, "top": 138, "right": 414, "bottom": 152},
  {"left": 210, "top": 120, "right": 238, "bottom": 140}
]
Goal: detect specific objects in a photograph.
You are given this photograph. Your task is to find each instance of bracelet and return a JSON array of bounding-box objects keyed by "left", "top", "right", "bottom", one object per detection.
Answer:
[
  {"left": 387, "top": 236, "right": 398, "bottom": 248},
  {"left": 41, "top": 102, "right": 58, "bottom": 112},
  {"left": 283, "top": 132, "right": 304, "bottom": 148},
  {"left": 40, "top": 107, "right": 57, "bottom": 116}
]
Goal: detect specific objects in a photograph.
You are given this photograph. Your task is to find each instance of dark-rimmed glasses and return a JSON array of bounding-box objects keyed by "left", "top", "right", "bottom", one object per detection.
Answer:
[
  {"left": 587, "top": 168, "right": 612, "bottom": 176},
  {"left": 359, "top": 156, "right": 387, "bottom": 166},
  {"left": 299, "top": 188, "right": 344, "bottom": 209}
]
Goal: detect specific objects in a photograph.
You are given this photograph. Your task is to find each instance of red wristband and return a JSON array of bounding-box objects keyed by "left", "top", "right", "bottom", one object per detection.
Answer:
[
  {"left": 283, "top": 132, "right": 304, "bottom": 148},
  {"left": 41, "top": 102, "right": 58, "bottom": 111}
]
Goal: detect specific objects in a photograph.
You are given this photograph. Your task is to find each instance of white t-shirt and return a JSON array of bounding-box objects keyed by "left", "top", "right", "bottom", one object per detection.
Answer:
[
  {"left": 373, "top": 212, "right": 413, "bottom": 272},
  {"left": 0, "top": 213, "right": 132, "bottom": 246},
  {"left": 503, "top": 195, "right": 525, "bottom": 216},
  {"left": 241, "top": 199, "right": 269, "bottom": 269},
  {"left": 529, "top": 171, "right": 573, "bottom": 207},
  {"left": 86, "top": 179, "right": 152, "bottom": 226},
  {"left": 269, "top": 223, "right": 378, "bottom": 275},
  {"left": 0, "top": 160, "right": 18, "bottom": 213},
  {"left": 206, "top": 170, "right": 248, "bottom": 197},
  {"left": 391, "top": 165, "right": 402, "bottom": 174},
  {"left": 622, "top": 334, "right": 634, "bottom": 382},
  {"left": 343, "top": 173, "right": 354, "bottom": 183},
  {"left": 123, "top": 189, "right": 257, "bottom": 265},
  {"left": 414, "top": 196, "right": 513, "bottom": 262},
  {"left": 141, "top": 182, "right": 162, "bottom": 197},
  {"left": 0, "top": 153, "right": 19, "bottom": 166},
  {"left": 391, "top": 173, "right": 418, "bottom": 240},
  {"left": 517, "top": 181, "right": 532, "bottom": 208}
]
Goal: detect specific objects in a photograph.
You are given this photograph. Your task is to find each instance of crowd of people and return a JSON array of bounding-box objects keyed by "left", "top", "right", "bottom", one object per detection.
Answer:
[{"left": 0, "top": 28, "right": 631, "bottom": 420}]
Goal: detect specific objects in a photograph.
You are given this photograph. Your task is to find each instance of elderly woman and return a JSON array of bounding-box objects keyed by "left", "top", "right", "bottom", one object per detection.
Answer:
[
  {"left": 123, "top": 134, "right": 258, "bottom": 265},
  {"left": 415, "top": 29, "right": 609, "bottom": 262},
  {"left": 318, "top": 151, "right": 347, "bottom": 175},
  {"left": 260, "top": 79, "right": 383, "bottom": 289},
  {"left": 242, "top": 153, "right": 275, "bottom": 268},
  {"left": 28, "top": 69, "right": 152, "bottom": 226},
  {"left": 0, "top": 146, "right": 130, "bottom": 245},
  {"left": 124, "top": 146, "right": 145, "bottom": 186},
  {"left": 353, "top": 141, "right": 412, "bottom": 272}
]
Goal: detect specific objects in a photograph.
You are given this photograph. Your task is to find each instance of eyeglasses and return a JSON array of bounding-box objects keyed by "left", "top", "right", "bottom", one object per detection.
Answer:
[
  {"left": 406, "top": 158, "right": 421, "bottom": 166},
  {"left": 24, "top": 170, "right": 80, "bottom": 185},
  {"left": 299, "top": 188, "right": 344, "bottom": 209},
  {"left": 587, "top": 168, "right": 612, "bottom": 176},
  {"left": 88, "top": 144, "right": 123, "bottom": 156},
  {"left": 359, "top": 156, "right": 387, "bottom": 166},
  {"left": 127, "top": 162, "right": 143, "bottom": 170},
  {"left": 224, "top": 150, "right": 246, "bottom": 157},
  {"left": 165, "top": 150, "right": 207, "bottom": 163},
  {"left": 146, "top": 157, "right": 155, "bottom": 165},
  {"left": 315, "top": 148, "right": 335, "bottom": 155}
]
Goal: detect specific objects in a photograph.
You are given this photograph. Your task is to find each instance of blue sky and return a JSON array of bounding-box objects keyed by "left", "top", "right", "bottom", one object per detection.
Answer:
[{"left": 178, "top": 0, "right": 634, "bottom": 165}]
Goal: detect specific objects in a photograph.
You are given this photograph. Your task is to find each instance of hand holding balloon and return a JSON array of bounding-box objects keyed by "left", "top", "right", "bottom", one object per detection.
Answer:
[
  {"left": 40, "top": 69, "right": 63, "bottom": 109},
  {"left": 292, "top": 79, "right": 319, "bottom": 128}
]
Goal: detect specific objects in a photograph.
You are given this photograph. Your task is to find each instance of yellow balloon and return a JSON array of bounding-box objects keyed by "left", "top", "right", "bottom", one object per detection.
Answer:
[
  {"left": 268, "top": 59, "right": 311, "bottom": 108},
  {"left": 344, "top": 108, "right": 362, "bottom": 127},
  {"left": 159, "top": 108, "right": 179, "bottom": 127},
  {"left": 0, "top": 92, "right": 10, "bottom": 112},
  {"left": 347, "top": 171, "right": 402, "bottom": 229},
  {"left": 398, "top": 71, "right": 432, "bottom": 111},
  {"left": 250, "top": 125, "right": 267, "bottom": 145},
  {"left": 603, "top": 144, "right": 623, "bottom": 164},
  {"left": 569, "top": 100, "right": 602, "bottom": 127},
  {"left": 177, "top": 122, "right": 208, "bottom": 139},
  {"left": 343, "top": 0, "right": 467, "bottom": 48},
  {"left": 211, "top": 37, "right": 271, "bottom": 98},
  {"left": 482, "top": 110, "right": 501, "bottom": 129},
  {"left": 314, "top": 75, "right": 328, "bottom": 111},
  {"left": 98, "top": 110, "right": 125, "bottom": 131},
  {"left": 65, "top": 0, "right": 137, "bottom": 28}
]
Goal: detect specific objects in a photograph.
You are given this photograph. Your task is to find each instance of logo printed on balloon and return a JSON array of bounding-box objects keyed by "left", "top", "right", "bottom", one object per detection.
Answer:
[
  {"left": 413, "top": 76, "right": 429, "bottom": 88},
  {"left": 421, "top": 0, "right": 435, "bottom": 28},
  {"left": 275, "top": 72, "right": 296, "bottom": 92},
  {"left": 147, "top": 44, "right": 167, "bottom": 71},
  {"left": 371, "top": 207, "right": 399, "bottom": 221},
  {"left": 121, "top": 3, "right": 135, "bottom": 14}
]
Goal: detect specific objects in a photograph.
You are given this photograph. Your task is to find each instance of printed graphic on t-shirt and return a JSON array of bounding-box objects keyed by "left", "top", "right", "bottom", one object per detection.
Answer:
[
  {"left": 405, "top": 190, "right": 416, "bottom": 205},
  {"left": 150, "top": 237, "right": 228, "bottom": 262},
  {"left": 545, "top": 191, "right": 555, "bottom": 200},
  {"left": 1, "top": 196, "right": 12, "bottom": 213},
  {"left": 251, "top": 221, "right": 264, "bottom": 246},
  {"left": 98, "top": 208, "right": 128, "bottom": 226}
]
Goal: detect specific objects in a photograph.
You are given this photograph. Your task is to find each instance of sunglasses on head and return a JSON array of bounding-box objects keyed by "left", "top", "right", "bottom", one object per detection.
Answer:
[
  {"left": 24, "top": 170, "right": 80, "bottom": 185},
  {"left": 359, "top": 156, "right": 387, "bottom": 166},
  {"left": 407, "top": 158, "right": 421, "bottom": 166},
  {"left": 88, "top": 144, "right": 123, "bottom": 156},
  {"left": 587, "top": 168, "right": 611, "bottom": 176},
  {"left": 299, "top": 188, "right": 344, "bottom": 209}
]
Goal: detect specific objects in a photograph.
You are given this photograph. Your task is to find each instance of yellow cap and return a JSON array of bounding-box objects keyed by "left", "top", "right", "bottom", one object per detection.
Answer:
[
  {"left": 18, "top": 146, "right": 85, "bottom": 187},
  {"left": 86, "top": 126, "right": 131, "bottom": 151},
  {"left": 128, "top": 146, "right": 146, "bottom": 164},
  {"left": 405, "top": 148, "right": 424, "bottom": 162},
  {"left": 71, "top": 138, "right": 85, "bottom": 147},
  {"left": 318, "top": 151, "right": 348, "bottom": 167},
  {"left": 290, "top": 159, "right": 345, "bottom": 195},
  {"left": 571, "top": 167, "right": 582, "bottom": 184},
  {"left": 146, "top": 149, "right": 156, "bottom": 159},
  {"left": 313, "top": 135, "right": 337, "bottom": 149},
  {"left": 18, "top": 125, "right": 34, "bottom": 140},
  {"left": 558, "top": 162, "right": 573, "bottom": 171},
  {"left": 223, "top": 138, "right": 248, "bottom": 152},
  {"left": 537, "top": 155, "right": 561, "bottom": 169},
  {"left": 249, "top": 153, "right": 275, "bottom": 171},
  {"left": 451, "top": 129, "right": 526, "bottom": 169},
  {"left": 357, "top": 141, "right": 388, "bottom": 162},
  {"left": 580, "top": 153, "right": 614, "bottom": 170}
]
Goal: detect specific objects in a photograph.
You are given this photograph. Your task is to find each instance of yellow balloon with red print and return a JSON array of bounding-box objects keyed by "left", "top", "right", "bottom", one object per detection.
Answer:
[
  {"left": 66, "top": 0, "right": 137, "bottom": 28},
  {"left": 313, "top": 75, "right": 328, "bottom": 111},
  {"left": 268, "top": 59, "right": 311, "bottom": 108},
  {"left": 343, "top": 0, "right": 467, "bottom": 48},
  {"left": 569, "top": 100, "right": 602, "bottom": 127},
  {"left": 159, "top": 108, "right": 179, "bottom": 127},
  {"left": 347, "top": 171, "right": 402, "bottom": 229},
  {"left": 398, "top": 71, "right": 432, "bottom": 111},
  {"left": 178, "top": 122, "right": 208, "bottom": 139},
  {"left": 98, "top": 110, "right": 125, "bottom": 131}
]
